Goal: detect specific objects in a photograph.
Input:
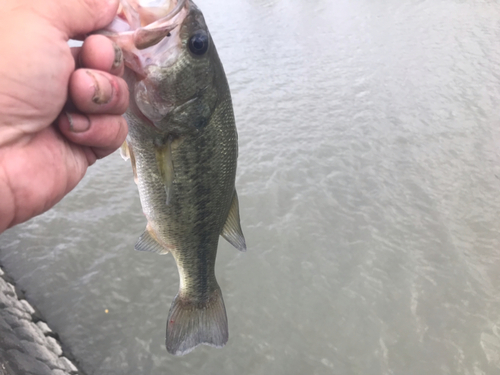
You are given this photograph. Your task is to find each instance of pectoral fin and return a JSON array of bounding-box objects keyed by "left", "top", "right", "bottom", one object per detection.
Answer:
[
  {"left": 120, "top": 141, "right": 130, "bottom": 161},
  {"left": 155, "top": 138, "right": 174, "bottom": 205},
  {"left": 122, "top": 141, "right": 138, "bottom": 184},
  {"left": 129, "top": 145, "right": 138, "bottom": 184},
  {"left": 135, "top": 225, "right": 168, "bottom": 254},
  {"left": 221, "top": 190, "right": 246, "bottom": 251}
]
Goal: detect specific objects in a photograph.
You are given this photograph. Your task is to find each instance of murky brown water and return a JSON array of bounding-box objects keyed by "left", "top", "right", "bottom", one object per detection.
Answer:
[{"left": 2, "top": 0, "right": 500, "bottom": 374}]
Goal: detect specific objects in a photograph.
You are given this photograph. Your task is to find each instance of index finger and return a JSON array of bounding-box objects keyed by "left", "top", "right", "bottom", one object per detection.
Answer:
[{"left": 42, "top": 0, "right": 119, "bottom": 39}]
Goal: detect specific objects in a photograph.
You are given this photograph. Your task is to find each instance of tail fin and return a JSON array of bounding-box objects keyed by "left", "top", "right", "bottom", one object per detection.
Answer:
[{"left": 165, "top": 288, "right": 228, "bottom": 356}]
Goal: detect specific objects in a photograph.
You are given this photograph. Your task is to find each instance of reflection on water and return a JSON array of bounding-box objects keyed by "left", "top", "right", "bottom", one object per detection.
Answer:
[{"left": 2, "top": 0, "right": 500, "bottom": 374}]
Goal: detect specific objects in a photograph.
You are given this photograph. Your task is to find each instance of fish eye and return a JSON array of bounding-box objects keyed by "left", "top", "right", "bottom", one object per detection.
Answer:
[{"left": 188, "top": 31, "right": 209, "bottom": 56}]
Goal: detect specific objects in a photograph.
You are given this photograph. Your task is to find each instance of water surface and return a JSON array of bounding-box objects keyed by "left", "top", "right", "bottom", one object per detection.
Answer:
[{"left": 2, "top": 0, "right": 500, "bottom": 374}]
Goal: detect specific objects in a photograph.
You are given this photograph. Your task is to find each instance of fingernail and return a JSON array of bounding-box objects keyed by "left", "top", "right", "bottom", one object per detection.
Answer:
[
  {"left": 86, "top": 70, "right": 114, "bottom": 105},
  {"left": 66, "top": 111, "right": 90, "bottom": 133},
  {"left": 112, "top": 42, "right": 123, "bottom": 69}
]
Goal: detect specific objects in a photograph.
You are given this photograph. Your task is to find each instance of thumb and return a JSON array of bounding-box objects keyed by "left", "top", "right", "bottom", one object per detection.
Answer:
[{"left": 48, "top": 0, "right": 119, "bottom": 38}]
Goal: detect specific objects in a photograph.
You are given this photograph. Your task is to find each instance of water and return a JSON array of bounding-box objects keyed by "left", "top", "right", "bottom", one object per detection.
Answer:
[{"left": 2, "top": 0, "right": 500, "bottom": 374}]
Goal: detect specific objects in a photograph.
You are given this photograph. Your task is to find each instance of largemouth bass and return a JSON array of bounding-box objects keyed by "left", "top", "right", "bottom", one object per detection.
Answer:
[{"left": 101, "top": 0, "right": 246, "bottom": 356}]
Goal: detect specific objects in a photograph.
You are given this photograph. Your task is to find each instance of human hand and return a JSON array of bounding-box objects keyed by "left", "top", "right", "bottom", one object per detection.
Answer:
[{"left": 0, "top": 0, "right": 130, "bottom": 233}]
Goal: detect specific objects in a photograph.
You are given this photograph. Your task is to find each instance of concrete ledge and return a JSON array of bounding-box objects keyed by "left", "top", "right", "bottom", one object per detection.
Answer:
[{"left": 0, "top": 264, "right": 84, "bottom": 375}]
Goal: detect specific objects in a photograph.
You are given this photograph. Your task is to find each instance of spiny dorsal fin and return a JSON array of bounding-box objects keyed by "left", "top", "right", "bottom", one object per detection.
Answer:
[
  {"left": 154, "top": 137, "right": 174, "bottom": 205},
  {"left": 221, "top": 189, "right": 246, "bottom": 251},
  {"left": 135, "top": 225, "right": 169, "bottom": 254}
]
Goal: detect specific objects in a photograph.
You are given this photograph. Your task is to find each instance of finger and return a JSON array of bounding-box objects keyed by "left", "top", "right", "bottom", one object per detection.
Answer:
[
  {"left": 57, "top": 112, "right": 128, "bottom": 160},
  {"left": 80, "top": 35, "right": 124, "bottom": 76},
  {"left": 48, "top": 0, "right": 120, "bottom": 39},
  {"left": 69, "top": 69, "right": 129, "bottom": 115},
  {"left": 71, "top": 47, "right": 81, "bottom": 68}
]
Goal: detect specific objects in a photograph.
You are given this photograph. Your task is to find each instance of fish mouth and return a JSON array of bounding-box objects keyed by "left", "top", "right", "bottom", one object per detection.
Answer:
[
  {"left": 101, "top": 0, "right": 190, "bottom": 77},
  {"left": 122, "top": 0, "right": 187, "bottom": 50},
  {"left": 100, "top": 1, "right": 193, "bottom": 129},
  {"left": 99, "top": 0, "right": 190, "bottom": 127}
]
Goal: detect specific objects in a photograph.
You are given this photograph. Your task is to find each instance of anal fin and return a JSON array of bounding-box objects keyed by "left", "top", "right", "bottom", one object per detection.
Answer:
[
  {"left": 221, "top": 189, "right": 246, "bottom": 251},
  {"left": 135, "top": 225, "right": 168, "bottom": 254}
]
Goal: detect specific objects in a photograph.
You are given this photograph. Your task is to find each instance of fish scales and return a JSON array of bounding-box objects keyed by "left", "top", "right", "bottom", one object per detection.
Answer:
[
  {"left": 102, "top": 0, "right": 246, "bottom": 356},
  {"left": 128, "top": 95, "right": 238, "bottom": 290}
]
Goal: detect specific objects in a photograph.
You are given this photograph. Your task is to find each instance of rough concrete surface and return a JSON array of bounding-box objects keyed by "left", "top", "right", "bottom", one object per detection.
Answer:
[{"left": 0, "top": 265, "right": 84, "bottom": 375}]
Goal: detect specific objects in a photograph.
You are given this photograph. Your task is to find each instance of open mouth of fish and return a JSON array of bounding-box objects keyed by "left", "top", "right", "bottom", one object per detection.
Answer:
[
  {"left": 99, "top": 1, "right": 191, "bottom": 126},
  {"left": 103, "top": 0, "right": 189, "bottom": 77}
]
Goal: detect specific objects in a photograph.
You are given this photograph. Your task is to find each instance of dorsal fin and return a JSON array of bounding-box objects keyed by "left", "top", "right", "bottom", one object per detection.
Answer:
[
  {"left": 135, "top": 225, "right": 169, "bottom": 254},
  {"left": 221, "top": 190, "right": 246, "bottom": 252}
]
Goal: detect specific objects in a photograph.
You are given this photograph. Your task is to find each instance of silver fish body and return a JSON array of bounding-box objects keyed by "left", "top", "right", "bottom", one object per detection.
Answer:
[{"left": 105, "top": 0, "right": 245, "bottom": 355}]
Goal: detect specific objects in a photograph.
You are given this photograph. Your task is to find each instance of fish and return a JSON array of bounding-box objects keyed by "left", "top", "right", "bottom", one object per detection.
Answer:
[{"left": 101, "top": 0, "right": 246, "bottom": 356}]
